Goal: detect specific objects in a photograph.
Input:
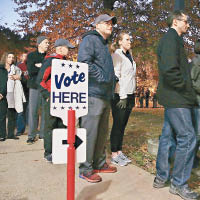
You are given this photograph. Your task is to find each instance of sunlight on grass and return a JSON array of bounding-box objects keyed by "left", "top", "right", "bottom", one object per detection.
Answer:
[{"left": 107, "top": 108, "right": 200, "bottom": 191}]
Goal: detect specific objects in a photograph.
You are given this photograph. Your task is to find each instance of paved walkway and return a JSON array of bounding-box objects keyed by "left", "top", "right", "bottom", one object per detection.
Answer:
[{"left": 0, "top": 135, "right": 181, "bottom": 200}]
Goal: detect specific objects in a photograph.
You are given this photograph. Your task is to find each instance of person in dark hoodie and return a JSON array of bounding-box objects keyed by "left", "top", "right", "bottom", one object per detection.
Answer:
[
  {"left": 37, "top": 38, "right": 75, "bottom": 162},
  {"left": 77, "top": 14, "right": 117, "bottom": 183},
  {"left": 153, "top": 10, "right": 199, "bottom": 200},
  {"left": 191, "top": 39, "right": 200, "bottom": 168},
  {"left": 26, "top": 36, "right": 49, "bottom": 144}
]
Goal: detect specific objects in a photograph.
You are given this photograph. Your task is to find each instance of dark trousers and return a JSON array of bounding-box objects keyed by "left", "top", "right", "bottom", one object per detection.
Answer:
[
  {"left": 7, "top": 108, "right": 17, "bottom": 138},
  {"left": 110, "top": 94, "right": 135, "bottom": 152},
  {"left": 16, "top": 102, "right": 28, "bottom": 134},
  {"left": 145, "top": 98, "right": 149, "bottom": 108},
  {"left": 0, "top": 100, "right": 7, "bottom": 138},
  {"left": 43, "top": 100, "right": 66, "bottom": 156}
]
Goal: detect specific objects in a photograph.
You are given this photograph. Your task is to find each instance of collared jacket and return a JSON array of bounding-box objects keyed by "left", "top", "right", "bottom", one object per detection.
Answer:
[
  {"left": 37, "top": 54, "right": 64, "bottom": 100},
  {"left": 77, "top": 30, "right": 115, "bottom": 101},
  {"left": 112, "top": 49, "right": 136, "bottom": 99},
  {"left": 157, "top": 28, "right": 197, "bottom": 108},
  {"left": 191, "top": 54, "right": 200, "bottom": 104}
]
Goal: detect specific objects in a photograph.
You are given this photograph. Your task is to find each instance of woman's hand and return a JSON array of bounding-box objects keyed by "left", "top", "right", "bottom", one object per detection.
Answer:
[{"left": 9, "top": 74, "right": 21, "bottom": 80}]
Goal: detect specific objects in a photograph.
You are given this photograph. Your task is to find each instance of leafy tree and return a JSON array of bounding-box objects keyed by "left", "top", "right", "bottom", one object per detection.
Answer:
[
  {"left": 0, "top": 25, "right": 31, "bottom": 59},
  {"left": 13, "top": 0, "right": 200, "bottom": 91}
]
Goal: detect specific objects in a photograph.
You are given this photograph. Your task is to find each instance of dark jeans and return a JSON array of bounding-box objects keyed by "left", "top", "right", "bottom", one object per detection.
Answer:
[
  {"left": 0, "top": 100, "right": 7, "bottom": 138},
  {"left": 156, "top": 108, "right": 196, "bottom": 186},
  {"left": 16, "top": 102, "right": 28, "bottom": 135},
  {"left": 145, "top": 98, "right": 149, "bottom": 108},
  {"left": 43, "top": 100, "right": 66, "bottom": 156},
  {"left": 7, "top": 108, "right": 17, "bottom": 138},
  {"left": 110, "top": 94, "right": 135, "bottom": 152}
]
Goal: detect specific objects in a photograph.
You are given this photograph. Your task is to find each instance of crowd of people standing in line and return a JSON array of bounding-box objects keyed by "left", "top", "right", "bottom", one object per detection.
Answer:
[{"left": 1, "top": 10, "right": 200, "bottom": 200}]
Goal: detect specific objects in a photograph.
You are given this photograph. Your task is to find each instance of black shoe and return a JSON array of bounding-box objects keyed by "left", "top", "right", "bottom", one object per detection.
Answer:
[
  {"left": 169, "top": 183, "right": 199, "bottom": 200},
  {"left": 0, "top": 138, "right": 6, "bottom": 141},
  {"left": 193, "top": 157, "right": 200, "bottom": 169},
  {"left": 26, "top": 138, "right": 35, "bottom": 144},
  {"left": 7, "top": 136, "right": 19, "bottom": 140},
  {"left": 44, "top": 154, "right": 52, "bottom": 163},
  {"left": 153, "top": 177, "right": 168, "bottom": 188}
]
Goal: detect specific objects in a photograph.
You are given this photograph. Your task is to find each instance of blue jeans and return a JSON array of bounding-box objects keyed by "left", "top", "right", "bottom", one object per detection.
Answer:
[
  {"left": 156, "top": 108, "right": 196, "bottom": 186},
  {"left": 16, "top": 112, "right": 25, "bottom": 135}
]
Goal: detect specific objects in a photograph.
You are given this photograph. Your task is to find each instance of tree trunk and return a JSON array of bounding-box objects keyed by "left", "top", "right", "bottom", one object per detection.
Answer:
[
  {"left": 103, "top": 0, "right": 116, "bottom": 10},
  {"left": 174, "top": 0, "right": 185, "bottom": 10}
]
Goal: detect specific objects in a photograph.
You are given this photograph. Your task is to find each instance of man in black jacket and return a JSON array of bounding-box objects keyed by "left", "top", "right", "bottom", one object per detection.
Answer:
[
  {"left": 78, "top": 14, "right": 117, "bottom": 183},
  {"left": 153, "top": 10, "right": 199, "bottom": 200},
  {"left": 27, "top": 36, "right": 49, "bottom": 144}
]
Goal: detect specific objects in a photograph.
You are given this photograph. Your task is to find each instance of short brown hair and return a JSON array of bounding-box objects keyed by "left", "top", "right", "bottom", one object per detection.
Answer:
[{"left": 167, "top": 10, "right": 188, "bottom": 28}]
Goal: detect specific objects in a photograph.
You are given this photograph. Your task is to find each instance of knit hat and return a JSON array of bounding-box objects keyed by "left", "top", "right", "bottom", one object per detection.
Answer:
[
  {"left": 91, "top": 14, "right": 117, "bottom": 27},
  {"left": 54, "top": 39, "right": 75, "bottom": 48},
  {"left": 37, "top": 36, "right": 47, "bottom": 45}
]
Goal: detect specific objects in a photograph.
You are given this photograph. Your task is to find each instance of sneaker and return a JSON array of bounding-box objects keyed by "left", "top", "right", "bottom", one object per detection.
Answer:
[
  {"left": 44, "top": 154, "right": 52, "bottom": 163},
  {"left": 0, "top": 137, "right": 6, "bottom": 141},
  {"left": 169, "top": 183, "right": 199, "bottom": 200},
  {"left": 93, "top": 163, "right": 117, "bottom": 173},
  {"left": 79, "top": 171, "right": 102, "bottom": 183},
  {"left": 153, "top": 177, "right": 168, "bottom": 188},
  {"left": 118, "top": 152, "right": 132, "bottom": 163},
  {"left": 111, "top": 155, "right": 128, "bottom": 166},
  {"left": 26, "top": 138, "right": 35, "bottom": 144}
]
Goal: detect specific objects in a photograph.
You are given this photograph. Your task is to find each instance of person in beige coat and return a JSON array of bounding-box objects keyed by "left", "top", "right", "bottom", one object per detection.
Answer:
[{"left": 110, "top": 32, "right": 136, "bottom": 166}]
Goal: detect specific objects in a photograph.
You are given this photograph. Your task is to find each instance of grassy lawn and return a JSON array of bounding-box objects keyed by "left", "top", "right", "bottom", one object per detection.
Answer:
[{"left": 106, "top": 107, "right": 200, "bottom": 191}]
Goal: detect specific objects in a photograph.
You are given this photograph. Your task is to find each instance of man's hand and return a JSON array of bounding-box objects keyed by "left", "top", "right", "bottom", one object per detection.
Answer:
[
  {"left": 0, "top": 94, "right": 3, "bottom": 101},
  {"left": 12, "top": 74, "right": 21, "bottom": 80},
  {"left": 116, "top": 99, "right": 127, "bottom": 109},
  {"left": 35, "top": 63, "right": 42, "bottom": 68}
]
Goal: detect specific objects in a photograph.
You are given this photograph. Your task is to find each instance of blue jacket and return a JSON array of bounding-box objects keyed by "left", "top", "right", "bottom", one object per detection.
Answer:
[{"left": 78, "top": 30, "right": 115, "bottom": 100}]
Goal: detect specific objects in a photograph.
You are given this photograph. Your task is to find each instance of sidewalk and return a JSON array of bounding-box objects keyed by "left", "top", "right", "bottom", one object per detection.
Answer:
[{"left": 0, "top": 135, "right": 181, "bottom": 200}]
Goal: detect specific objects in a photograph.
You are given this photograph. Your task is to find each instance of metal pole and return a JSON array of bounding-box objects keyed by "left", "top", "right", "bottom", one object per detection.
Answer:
[{"left": 67, "top": 109, "right": 75, "bottom": 200}]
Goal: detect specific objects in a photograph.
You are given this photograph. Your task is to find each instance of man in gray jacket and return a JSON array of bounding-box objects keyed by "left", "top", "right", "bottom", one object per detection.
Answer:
[{"left": 78, "top": 14, "right": 117, "bottom": 183}]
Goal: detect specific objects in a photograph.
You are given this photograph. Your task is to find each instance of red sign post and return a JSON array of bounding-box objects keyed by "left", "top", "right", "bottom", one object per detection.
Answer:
[{"left": 67, "top": 109, "right": 76, "bottom": 200}]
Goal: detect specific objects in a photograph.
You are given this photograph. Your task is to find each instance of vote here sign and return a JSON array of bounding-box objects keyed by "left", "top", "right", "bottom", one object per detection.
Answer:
[{"left": 51, "top": 59, "right": 88, "bottom": 125}]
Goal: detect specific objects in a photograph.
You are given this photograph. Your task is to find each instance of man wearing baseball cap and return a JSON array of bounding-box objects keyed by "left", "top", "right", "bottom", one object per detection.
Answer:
[
  {"left": 27, "top": 36, "right": 49, "bottom": 144},
  {"left": 78, "top": 14, "right": 117, "bottom": 183},
  {"left": 37, "top": 38, "right": 74, "bottom": 162}
]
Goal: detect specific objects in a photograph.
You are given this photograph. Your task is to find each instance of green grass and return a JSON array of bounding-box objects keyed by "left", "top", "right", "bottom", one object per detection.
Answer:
[{"left": 106, "top": 108, "right": 200, "bottom": 191}]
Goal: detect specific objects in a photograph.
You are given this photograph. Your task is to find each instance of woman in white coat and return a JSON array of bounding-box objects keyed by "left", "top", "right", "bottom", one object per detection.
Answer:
[{"left": 110, "top": 32, "right": 136, "bottom": 166}]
